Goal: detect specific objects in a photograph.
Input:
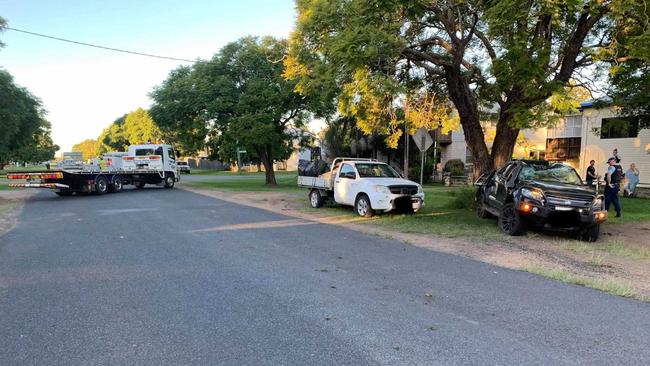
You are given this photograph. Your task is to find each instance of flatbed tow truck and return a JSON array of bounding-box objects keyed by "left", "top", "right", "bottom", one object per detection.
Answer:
[{"left": 7, "top": 144, "right": 180, "bottom": 196}]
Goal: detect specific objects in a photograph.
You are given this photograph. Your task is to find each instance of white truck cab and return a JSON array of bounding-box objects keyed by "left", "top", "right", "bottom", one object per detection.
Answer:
[
  {"left": 298, "top": 158, "right": 424, "bottom": 217},
  {"left": 122, "top": 144, "right": 178, "bottom": 172}
]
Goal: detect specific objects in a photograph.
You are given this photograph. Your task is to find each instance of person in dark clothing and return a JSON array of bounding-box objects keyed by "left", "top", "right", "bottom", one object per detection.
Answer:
[
  {"left": 613, "top": 148, "right": 621, "bottom": 163},
  {"left": 604, "top": 157, "right": 622, "bottom": 217},
  {"left": 585, "top": 160, "right": 597, "bottom": 186}
]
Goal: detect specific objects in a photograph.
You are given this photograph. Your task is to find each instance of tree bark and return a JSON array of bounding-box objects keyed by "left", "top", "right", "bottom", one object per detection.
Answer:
[
  {"left": 444, "top": 67, "right": 493, "bottom": 176},
  {"left": 491, "top": 109, "right": 521, "bottom": 169},
  {"left": 259, "top": 146, "right": 277, "bottom": 186}
]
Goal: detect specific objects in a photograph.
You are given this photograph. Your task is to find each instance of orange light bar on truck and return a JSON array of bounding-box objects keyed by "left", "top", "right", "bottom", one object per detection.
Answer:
[
  {"left": 7, "top": 172, "right": 63, "bottom": 180},
  {"left": 123, "top": 157, "right": 134, "bottom": 161}
]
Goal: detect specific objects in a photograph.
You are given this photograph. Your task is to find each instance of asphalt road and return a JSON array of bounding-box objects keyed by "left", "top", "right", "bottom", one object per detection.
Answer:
[{"left": 0, "top": 187, "right": 648, "bottom": 365}]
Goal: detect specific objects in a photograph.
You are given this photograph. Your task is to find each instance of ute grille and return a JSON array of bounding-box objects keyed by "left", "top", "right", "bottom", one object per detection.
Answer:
[{"left": 388, "top": 185, "right": 418, "bottom": 195}]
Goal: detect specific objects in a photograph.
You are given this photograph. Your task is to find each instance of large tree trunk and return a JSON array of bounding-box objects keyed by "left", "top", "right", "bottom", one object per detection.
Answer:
[
  {"left": 444, "top": 67, "right": 493, "bottom": 176},
  {"left": 259, "top": 147, "right": 277, "bottom": 186},
  {"left": 491, "top": 109, "right": 521, "bottom": 169}
]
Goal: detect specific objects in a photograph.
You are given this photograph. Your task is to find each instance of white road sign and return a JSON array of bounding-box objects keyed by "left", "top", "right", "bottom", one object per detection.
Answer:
[{"left": 413, "top": 127, "right": 434, "bottom": 152}]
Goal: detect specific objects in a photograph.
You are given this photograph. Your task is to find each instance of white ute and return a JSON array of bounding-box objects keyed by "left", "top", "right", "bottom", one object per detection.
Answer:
[{"left": 298, "top": 158, "right": 424, "bottom": 217}]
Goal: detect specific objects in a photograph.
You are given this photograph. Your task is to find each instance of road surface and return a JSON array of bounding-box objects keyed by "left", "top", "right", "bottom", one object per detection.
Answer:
[{"left": 0, "top": 187, "right": 648, "bottom": 365}]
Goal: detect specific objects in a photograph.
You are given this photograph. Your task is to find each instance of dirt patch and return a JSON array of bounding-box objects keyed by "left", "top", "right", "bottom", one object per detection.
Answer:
[
  {"left": 0, "top": 190, "right": 35, "bottom": 237},
  {"left": 181, "top": 186, "right": 650, "bottom": 301}
]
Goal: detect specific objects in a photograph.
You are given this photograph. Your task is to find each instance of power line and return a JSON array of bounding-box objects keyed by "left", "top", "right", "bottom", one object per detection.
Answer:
[{"left": 5, "top": 26, "right": 194, "bottom": 63}]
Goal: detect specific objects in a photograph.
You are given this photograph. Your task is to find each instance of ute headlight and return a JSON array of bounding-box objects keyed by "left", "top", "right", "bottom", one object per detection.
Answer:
[
  {"left": 521, "top": 188, "right": 545, "bottom": 202},
  {"left": 373, "top": 185, "right": 390, "bottom": 194},
  {"left": 593, "top": 197, "right": 603, "bottom": 210}
]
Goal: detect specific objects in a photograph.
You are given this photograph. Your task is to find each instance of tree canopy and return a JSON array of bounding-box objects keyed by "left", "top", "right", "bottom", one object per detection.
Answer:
[
  {"left": 0, "top": 70, "right": 58, "bottom": 168},
  {"left": 95, "top": 109, "right": 162, "bottom": 155},
  {"left": 151, "top": 36, "right": 313, "bottom": 185},
  {"left": 287, "top": 0, "right": 641, "bottom": 174},
  {"left": 72, "top": 139, "right": 99, "bottom": 160}
]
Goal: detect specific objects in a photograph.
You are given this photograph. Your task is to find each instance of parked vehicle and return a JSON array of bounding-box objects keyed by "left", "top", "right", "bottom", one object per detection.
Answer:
[
  {"left": 7, "top": 144, "right": 180, "bottom": 196},
  {"left": 475, "top": 160, "right": 607, "bottom": 241},
  {"left": 177, "top": 161, "right": 191, "bottom": 174},
  {"left": 298, "top": 158, "right": 424, "bottom": 217}
]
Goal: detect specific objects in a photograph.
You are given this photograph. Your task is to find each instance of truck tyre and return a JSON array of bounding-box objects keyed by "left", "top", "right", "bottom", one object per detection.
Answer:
[
  {"left": 135, "top": 181, "right": 146, "bottom": 189},
  {"left": 109, "top": 176, "right": 123, "bottom": 193},
  {"left": 164, "top": 173, "right": 175, "bottom": 189},
  {"left": 95, "top": 176, "right": 109, "bottom": 195},
  {"left": 475, "top": 192, "right": 491, "bottom": 219},
  {"left": 309, "top": 189, "right": 323, "bottom": 208},
  {"left": 579, "top": 224, "right": 600, "bottom": 242},
  {"left": 498, "top": 203, "right": 526, "bottom": 236},
  {"left": 355, "top": 194, "right": 375, "bottom": 218}
]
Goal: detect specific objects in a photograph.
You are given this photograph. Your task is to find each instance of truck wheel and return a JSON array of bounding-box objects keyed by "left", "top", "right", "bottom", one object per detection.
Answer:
[
  {"left": 309, "top": 190, "right": 323, "bottom": 208},
  {"left": 109, "top": 176, "right": 123, "bottom": 193},
  {"left": 498, "top": 203, "right": 526, "bottom": 236},
  {"left": 135, "top": 181, "right": 146, "bottom": 189},
  {"left": 164, "top": 173, "right": 175, "bottom": 189},
  {"left": 476, "top": 193, "right": 491, "bottom": 219},
  {"left": 579, "top": 224, "right": 600, "bottom": 242},
  {"left": 95, "top": 176, "right": 109, "bottom": 195},
  {"left": 355, "top": 194, "right": 375, "bottom": 218}
]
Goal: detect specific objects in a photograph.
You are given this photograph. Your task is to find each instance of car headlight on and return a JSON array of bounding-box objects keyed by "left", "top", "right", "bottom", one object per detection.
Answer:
[
  {"left": 373, "top": 185, "right": 390, "bottom": 194},
  {"left": 521, "top": 188, "right": 544, "bottom": 202}
]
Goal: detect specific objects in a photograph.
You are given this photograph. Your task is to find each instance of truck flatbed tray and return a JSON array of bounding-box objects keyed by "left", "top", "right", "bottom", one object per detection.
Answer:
[{"left": 297, "top": 176, "right": 332, "bottom": 190}]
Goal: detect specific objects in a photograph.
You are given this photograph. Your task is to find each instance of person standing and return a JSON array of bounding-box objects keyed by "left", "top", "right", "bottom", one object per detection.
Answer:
[
  {"left": 585, "top": 160, "right": 597, "bottom": 186},
  {"left": 604, "top": 157, "right": 622, "bottom": 217},
  {"left": 624, "top": 163, "right": 640, "bottom": 197},
  {"left": 613, "top": 148, "right": 621, "bottom": 163}
]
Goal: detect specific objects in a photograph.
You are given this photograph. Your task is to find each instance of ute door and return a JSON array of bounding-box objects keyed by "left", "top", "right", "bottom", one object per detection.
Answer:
[
  {"left": 334, "top": 163, "right": 356, "bottom": 205},
  {"left": 492, "top": 163, "right": 515, "bottom": 209}
]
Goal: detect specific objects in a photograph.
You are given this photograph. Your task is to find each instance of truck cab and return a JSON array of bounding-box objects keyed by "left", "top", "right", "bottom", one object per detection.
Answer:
[
  {"left": 122, "top": 144, "right": 178, "bottom": 172},
  {"left": 298, "top": 158, "right": 424, "bottom": 217}
]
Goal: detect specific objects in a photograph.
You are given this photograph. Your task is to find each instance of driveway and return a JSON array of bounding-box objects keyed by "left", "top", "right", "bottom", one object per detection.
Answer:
[{"left": 0, "top": 187, "right": 648, "bottom": 365}]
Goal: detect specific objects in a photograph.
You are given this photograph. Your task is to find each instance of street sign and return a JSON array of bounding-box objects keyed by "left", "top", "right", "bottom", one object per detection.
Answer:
[{"left": 413, "top": 127, "right": 434, "bottom": 152}]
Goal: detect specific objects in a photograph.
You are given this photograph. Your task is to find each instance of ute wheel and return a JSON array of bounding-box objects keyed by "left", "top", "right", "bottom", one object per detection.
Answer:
[
  {"left": 355, "top": 194, "right": 375, "bottom": 218},
  {"left": 95, "top": 176, "right": 109, "bottom": 195},
  {"left": 498, "top": 203, "right": 526, "bottom": 236},
  {"left": 309, "top": 189, "right": 323, "bottom": 208},
  {"left": 579, "top": 224, "right": 600, "bottom": 242},
  {"left": 135, "top": 181, "right": 146, "bottom": 189},
  {"left": 476, "top": 193, "right": 491, "bottom": 219},
  {"left": 109, "top": 176, "right": 123, "bottom": 193},
  {"left": 164, "top": 173, "right": 175, "bottom": 189}
]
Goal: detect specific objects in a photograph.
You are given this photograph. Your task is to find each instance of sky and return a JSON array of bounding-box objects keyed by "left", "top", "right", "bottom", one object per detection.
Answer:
[{"left": 0, "top": 0, "right": 297, "bottom": 151}]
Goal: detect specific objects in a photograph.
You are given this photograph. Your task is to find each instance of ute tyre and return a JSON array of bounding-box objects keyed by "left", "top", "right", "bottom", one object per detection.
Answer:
[
  {"left": 109, "top": 176, "right": 123, "bottom": 193},
  {"left": 309, "top": 189, "right": 323, "bottom": 208},
  {"left": 355, "top": 194, "right": 375, "bottom": 218},
  {"left": 164, "top": 173, "right": 175, "bottom": 189},
  {"left": 579, "top": 224, "right": 600, "bottom": 242},
  {"left": 498, "top": 203, "right": 526, "bottom": 236},
  {"left": 95, "top": 176, "right": 109, "bottom": 195}
]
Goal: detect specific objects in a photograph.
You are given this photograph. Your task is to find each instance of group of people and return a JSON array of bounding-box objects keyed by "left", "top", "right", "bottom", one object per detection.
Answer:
[{"left": 585, "top": 149, "right": 641, "bottom": 218}]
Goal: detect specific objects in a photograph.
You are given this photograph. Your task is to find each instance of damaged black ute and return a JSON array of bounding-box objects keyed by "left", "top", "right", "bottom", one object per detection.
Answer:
[{"left": 475, "top": 160, "right": 607, "bottom": 242}]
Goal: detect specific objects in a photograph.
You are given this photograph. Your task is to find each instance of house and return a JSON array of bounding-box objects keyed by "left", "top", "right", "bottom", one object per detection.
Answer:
[{"left": 546, "top": 101, "right": 648, "bottom": 184}]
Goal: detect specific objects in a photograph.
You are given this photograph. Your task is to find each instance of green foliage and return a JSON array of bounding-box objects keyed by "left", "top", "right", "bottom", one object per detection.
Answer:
[
  {"left": 0, "top": 70, "right": 58, "bottom": 167},
  {"left": 446, "top": 187, "right": 477, "bottom": 210},
  {"left": 72, "top": 139, "right": 98, "bottom": 160},
  {"left": 408, "top": 155, "right": 434, "bottom": 183},
  {"left": 95, "top": 109, "right": 162, "bottom": 155},
  {"left": 152, "top": 37, "right": 314, "bottom": 184},
  {"left": 443, "top": 159, "right": 465, "bottom": 173}
]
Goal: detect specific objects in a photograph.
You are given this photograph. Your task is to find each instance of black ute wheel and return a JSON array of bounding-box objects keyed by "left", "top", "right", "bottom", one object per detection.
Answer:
[
  {"left": 498, "top": 203, "right": 526, "bottom": 236},
  {"left": 94, "top": 176, "right": 109, "bottom": 195},
  {"left": 109, "top": 176, "right": 123, "bottom": 193},
  {"left": 355, "top": 194, "right": 375, "bottom": 218},
  {"left": 309, "top": 189, "right": 323, "bottom": 208},
  {"left": 579, "top": 224, "right": 600, "bottom": 242},
  {"left": 164, "top": 173, "right": 175, "bottom": 189}
]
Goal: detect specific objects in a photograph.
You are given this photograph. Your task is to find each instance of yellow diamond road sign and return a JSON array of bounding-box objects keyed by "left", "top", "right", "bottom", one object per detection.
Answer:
[{"left": 413, "top": 127, "right": 434, "bottom": 151}]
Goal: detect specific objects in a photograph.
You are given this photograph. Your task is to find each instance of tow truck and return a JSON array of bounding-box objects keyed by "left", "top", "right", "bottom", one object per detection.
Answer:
[
  {"left": 298, "top": 157, "right": 424, "bottom": 217},
  {"left": 7, "top": 144, "right": 180, "bottom": 196}
]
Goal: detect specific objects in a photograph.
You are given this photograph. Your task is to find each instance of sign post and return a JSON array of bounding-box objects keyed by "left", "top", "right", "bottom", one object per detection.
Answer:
[{"left": 413, "top": 127, "right": 434, "bottom": 185}]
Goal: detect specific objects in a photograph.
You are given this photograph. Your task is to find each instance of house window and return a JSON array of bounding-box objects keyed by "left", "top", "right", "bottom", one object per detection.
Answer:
[
  {"left": 600, "top": 116, "right": 641, "bottom": 139},
  {"left": 546, "top": 137, "right": 581, "bottom": 161},
  {"left": 548, "top": 115, "right": 582, "bottom": 139}
]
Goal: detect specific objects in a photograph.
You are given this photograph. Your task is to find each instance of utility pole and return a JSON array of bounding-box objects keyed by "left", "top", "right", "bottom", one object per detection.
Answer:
[{"left": 404, "top": 122, "right": 409, "bottom": 178}]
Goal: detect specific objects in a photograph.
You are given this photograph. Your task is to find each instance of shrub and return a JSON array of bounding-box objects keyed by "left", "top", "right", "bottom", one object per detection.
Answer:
[
  {"left": 408, "top": 158, "right": 435, "bottom": 183},
  {"left": 444, "top": 159, "right": 465, "bottom": 173},
  {"left": 446, "top": 187, "right": 477, "bottom": 209}
]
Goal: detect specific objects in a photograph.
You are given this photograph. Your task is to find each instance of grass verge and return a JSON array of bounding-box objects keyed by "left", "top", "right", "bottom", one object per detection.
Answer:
[
  {"left": 184, "top": 172, "right": 301, "bottom": 192},
  {"left": 522, "top": 265, "right": 639, "bottom": 299},
  {"left": 560, "top": 239, "right": 650, "bottom": 260}
]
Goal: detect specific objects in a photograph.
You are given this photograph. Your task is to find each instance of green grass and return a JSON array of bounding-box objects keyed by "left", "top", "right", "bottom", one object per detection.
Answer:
[
  {"left": 523, "top": 265, "right": 639, "bottom": 299},
  {"left": 560, "top": 238, "right": 650, "bottom": 260},
  {"left": 191, "top": 169, "right": 297, "bottom": 176},
  {"left": 605, "top": 196, "right": 650, "bottom": 224},
  {"left": 185, "top": 172, "right": 301, "bottom": 192}
]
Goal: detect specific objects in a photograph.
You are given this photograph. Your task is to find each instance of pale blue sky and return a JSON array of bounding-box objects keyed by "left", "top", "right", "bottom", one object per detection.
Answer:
[{"left": 0, "top": 0, "right": 297, "bottom": 151}]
